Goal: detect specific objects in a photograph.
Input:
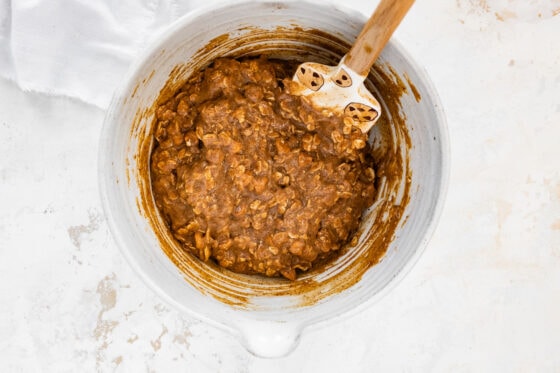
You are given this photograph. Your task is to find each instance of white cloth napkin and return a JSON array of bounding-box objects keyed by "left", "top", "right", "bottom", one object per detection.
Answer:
[{"left": 0, "top": 0, "right": 213, "bottom": 108}]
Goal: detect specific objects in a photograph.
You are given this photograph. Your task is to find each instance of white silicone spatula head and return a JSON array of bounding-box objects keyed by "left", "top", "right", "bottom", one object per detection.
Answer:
[{"left": 291, "top": 0, "right": 415, "bottom": 133}]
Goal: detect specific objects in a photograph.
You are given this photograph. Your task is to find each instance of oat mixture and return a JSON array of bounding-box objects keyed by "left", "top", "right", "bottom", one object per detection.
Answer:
[{"left": 150, "top": 57, "right": 376, "bottom": 280}]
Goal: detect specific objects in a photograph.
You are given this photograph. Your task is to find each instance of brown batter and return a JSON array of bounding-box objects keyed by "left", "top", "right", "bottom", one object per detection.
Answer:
[{"left": 150, "top": 57, "right": 376, "bottom": 280}]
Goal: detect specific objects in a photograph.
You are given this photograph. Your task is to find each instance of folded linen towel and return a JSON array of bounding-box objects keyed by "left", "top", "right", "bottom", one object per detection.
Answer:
[{"left": 0, "top": 0, "right": 211, "bottom": 108}]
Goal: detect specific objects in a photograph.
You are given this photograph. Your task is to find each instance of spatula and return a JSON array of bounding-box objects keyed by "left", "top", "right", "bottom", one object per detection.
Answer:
[{"left": 291, "top": 0, "right": 415, "bottom": 133}]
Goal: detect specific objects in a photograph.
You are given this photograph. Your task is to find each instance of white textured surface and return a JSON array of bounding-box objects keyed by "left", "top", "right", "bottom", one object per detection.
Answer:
[{"left": 1, "top": 0, "right": 559, "bottom": 371}]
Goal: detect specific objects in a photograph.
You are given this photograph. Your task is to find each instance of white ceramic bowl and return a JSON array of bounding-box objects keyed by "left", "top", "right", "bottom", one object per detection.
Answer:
[{"left": 99, "top": 0, "right": 449, "bottom": 358}]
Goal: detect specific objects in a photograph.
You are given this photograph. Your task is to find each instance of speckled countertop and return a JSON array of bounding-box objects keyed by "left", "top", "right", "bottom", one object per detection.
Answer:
[{"left": 1, "top": 0, "right": 559, "bottom": 371}]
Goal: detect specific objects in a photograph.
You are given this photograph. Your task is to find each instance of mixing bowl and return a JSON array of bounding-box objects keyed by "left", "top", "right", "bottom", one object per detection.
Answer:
[{"left": 99, "top": 0, "right": 449, "bottom": 358}]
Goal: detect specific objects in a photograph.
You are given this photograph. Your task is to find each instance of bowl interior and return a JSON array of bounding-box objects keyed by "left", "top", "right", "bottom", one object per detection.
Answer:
[{"left": 100, "top": 0, "right": 448, "bottom": 335}]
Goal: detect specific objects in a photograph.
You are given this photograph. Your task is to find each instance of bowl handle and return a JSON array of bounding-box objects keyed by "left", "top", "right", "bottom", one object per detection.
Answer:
[{"left": 236, "top": 320, "right": 302, "bottom": 358}]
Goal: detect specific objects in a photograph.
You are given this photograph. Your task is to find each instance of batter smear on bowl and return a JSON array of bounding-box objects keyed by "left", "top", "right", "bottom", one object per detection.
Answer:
[{"left": 150, "top": 57, "right": 376, "bottom": 280}]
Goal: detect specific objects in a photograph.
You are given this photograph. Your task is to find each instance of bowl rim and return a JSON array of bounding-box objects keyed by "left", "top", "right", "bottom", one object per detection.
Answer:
[{"left": 98, "top": 0, "right": 450, "bottom": 338}]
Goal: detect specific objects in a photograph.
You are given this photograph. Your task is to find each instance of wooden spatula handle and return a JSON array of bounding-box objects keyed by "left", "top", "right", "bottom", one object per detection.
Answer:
[{"left": 345, "top": 0, "right": 415, "bottom": 76}]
